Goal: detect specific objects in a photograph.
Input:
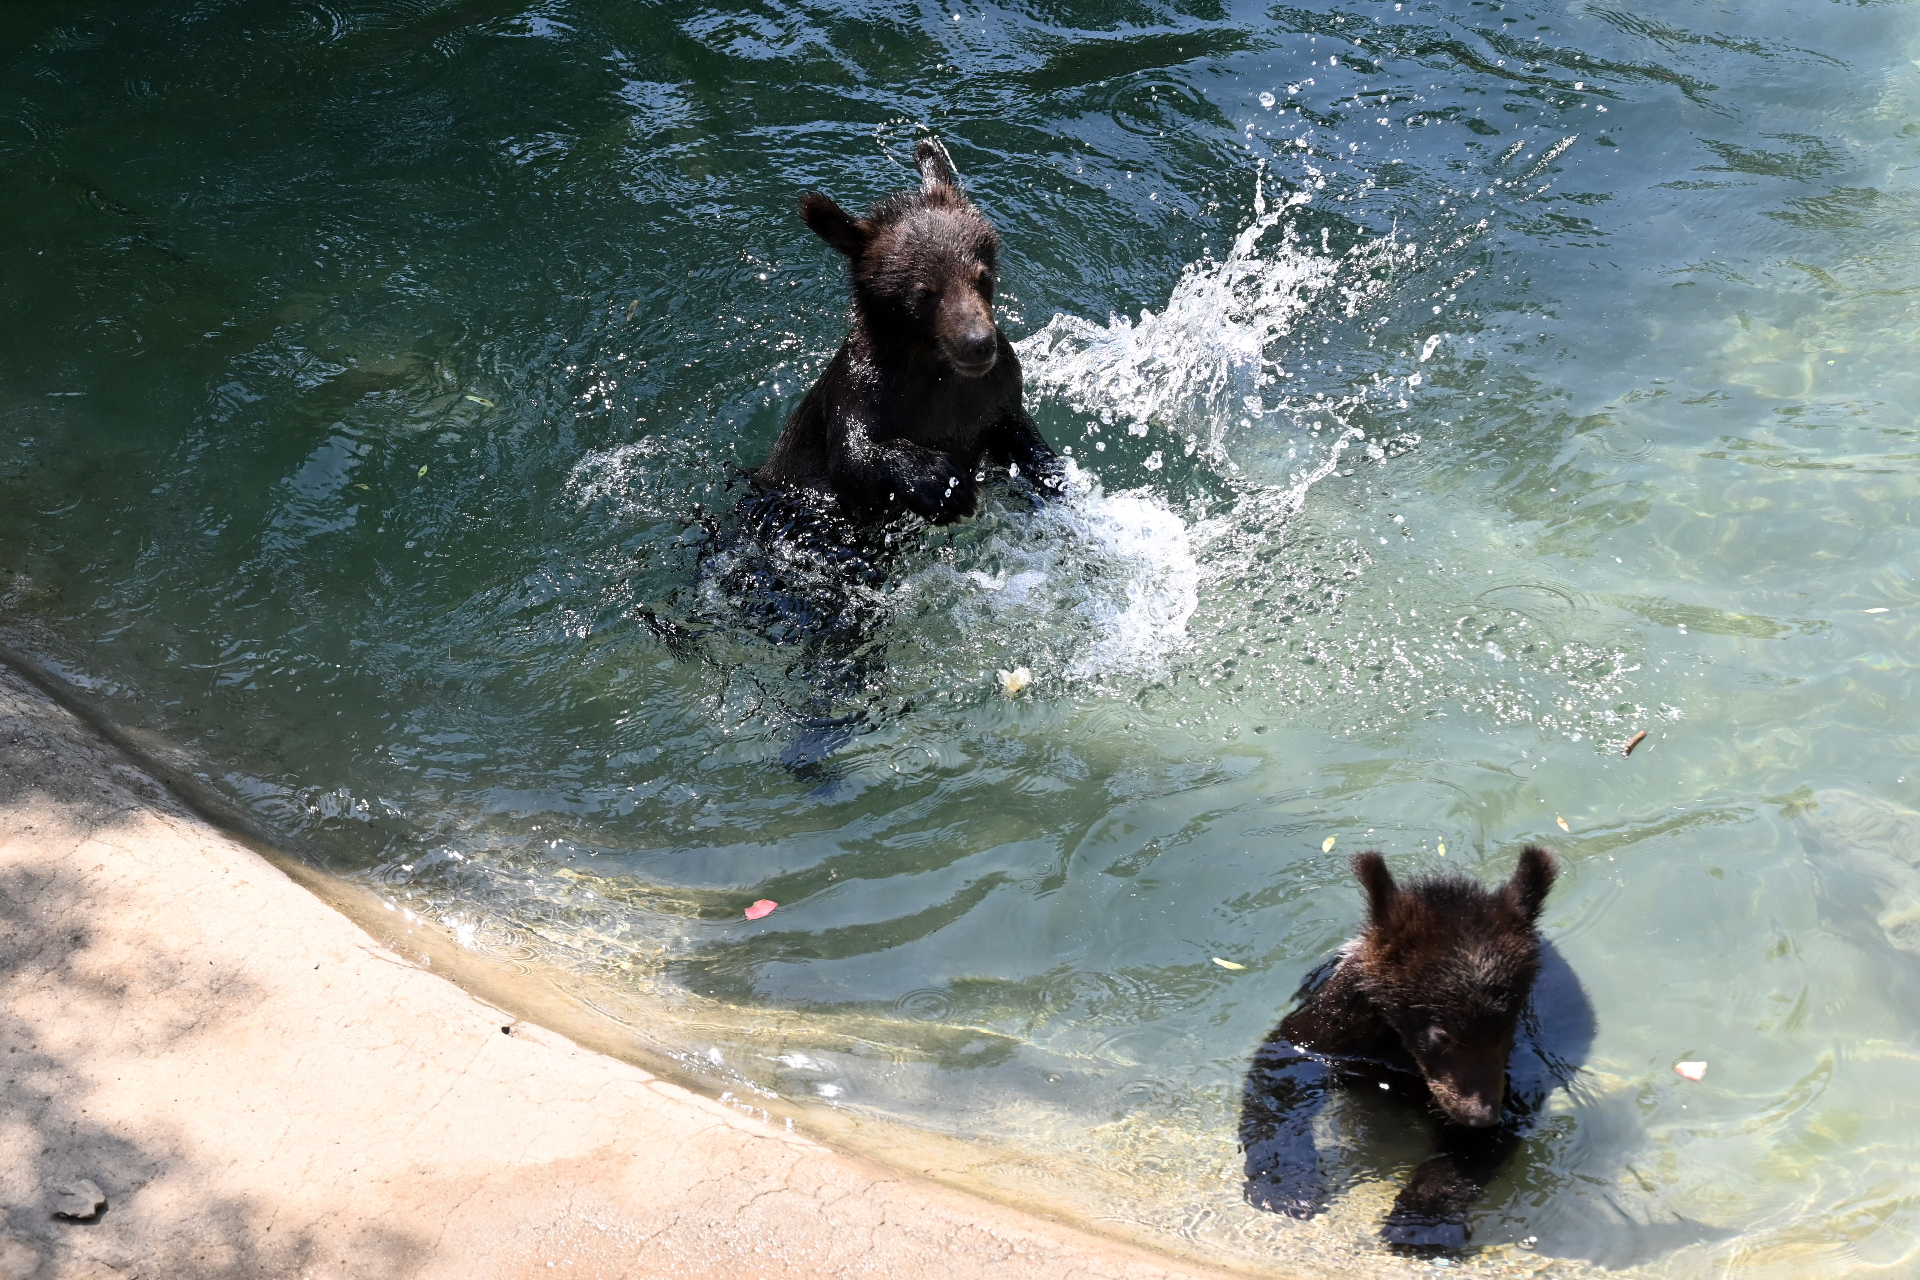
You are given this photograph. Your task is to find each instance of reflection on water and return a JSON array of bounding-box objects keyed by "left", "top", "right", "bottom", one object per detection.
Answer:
[{"left": 5, "top": 0, "right": 1920, "bottom": 1273}]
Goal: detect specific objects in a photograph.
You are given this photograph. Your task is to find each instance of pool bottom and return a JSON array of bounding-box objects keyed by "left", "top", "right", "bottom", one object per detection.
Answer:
[
  {"left": 4, "top": 637, "right": 1856, "bottom": 1280},
  {"left": 2, "top": 655, "right": 1301, "bottom": 1280}
]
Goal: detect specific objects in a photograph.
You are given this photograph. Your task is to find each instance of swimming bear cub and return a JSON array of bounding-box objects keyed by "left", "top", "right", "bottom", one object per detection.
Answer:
[
  {"left": 1241, "top": 847, "right": 1591, "bottom": 1249},
  {"left": 752, "top": 138, "right": 1065, "bottom": 526}
]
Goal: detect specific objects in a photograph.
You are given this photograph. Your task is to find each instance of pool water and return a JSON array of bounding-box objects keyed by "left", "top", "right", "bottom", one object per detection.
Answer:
[{"left": 5, "top": 0, "right": 1920, "bottom": 1273}]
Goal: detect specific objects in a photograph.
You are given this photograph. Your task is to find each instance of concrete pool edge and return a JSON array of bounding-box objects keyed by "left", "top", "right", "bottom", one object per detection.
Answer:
[{"left": 0, "top": 651, "right": 1304, "bottom": 1280}]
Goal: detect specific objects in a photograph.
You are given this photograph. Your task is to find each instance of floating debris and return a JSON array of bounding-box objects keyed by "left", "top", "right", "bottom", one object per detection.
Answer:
[
  {"left": 1675, "top": 1060, "right": 1708, "bottom": 1082},
  {"left": 1865, "top": 607, "right": 1889, "bottom": 614},
  {"left": 1625, "top": 730, "right": 1648, "bottom": 756},
  {"left": 464, "top": 394, "right": 495, "bottom": 407},
  {"left": 417, "top": 464, "right": 429, "bottom": 478},
  {"left": 1322, "top": 836, "right": 1337, "bottom": 853},
  {"left": 1437, "top": 839, "right": 1447, "bottom": 857},
  {"left": 49, "top": 1179, "right": 104, "bottom": 1220},
  {"left": 997, "top": 666, "right": 1032, "bottom": 697},
  {"left": 1557, "top": 815, "right": 1570, "bottom": 832},
  {"left": 744, "top": 899, "right": 777, "bottom": 920},
  {"left": 1212, "top": 957, "right": 1246, "bottom": 970}
]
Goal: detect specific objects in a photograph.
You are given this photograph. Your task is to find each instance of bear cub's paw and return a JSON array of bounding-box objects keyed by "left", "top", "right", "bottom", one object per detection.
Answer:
[
  {"left": 1244, "top": 1173, "right": 1325, "bottom": 1220},
  {"left": 1383, "top": 1163, "right": 1476, "bottom": 1248},
  {"left": 896, "top": 454, "right": 979, "bottom": 525},
  {"left": 1380, "top": 1211, "right": 1469, "bottom": 1251}
]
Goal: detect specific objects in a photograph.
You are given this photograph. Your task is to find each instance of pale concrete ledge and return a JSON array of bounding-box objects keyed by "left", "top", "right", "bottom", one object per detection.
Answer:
[{"left": 0, "top": 659, "right": 1252, "bottom": 1280}]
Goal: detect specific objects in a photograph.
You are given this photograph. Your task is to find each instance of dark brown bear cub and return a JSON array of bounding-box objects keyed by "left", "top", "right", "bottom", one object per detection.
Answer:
[
  {"left": 1241, "top": 847, "right": 1590, "bottom": 1249},
  {"left": 753, "top": 138, "right": 1065, "bottom": 526}
]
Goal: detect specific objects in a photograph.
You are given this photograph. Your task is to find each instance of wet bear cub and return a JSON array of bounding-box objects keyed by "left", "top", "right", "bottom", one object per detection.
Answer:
[
  {"left": 753, "top": 138, "right": 1065, "bottom": 526},
  {"left": 1241, "top": 848, "right": 1592, "bottom": 1249}
]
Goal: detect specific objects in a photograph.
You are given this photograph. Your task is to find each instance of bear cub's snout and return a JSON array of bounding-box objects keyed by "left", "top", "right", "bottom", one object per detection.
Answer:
[{"left": 1349, "top": 847, "right": 1556, "bottom": 1129}]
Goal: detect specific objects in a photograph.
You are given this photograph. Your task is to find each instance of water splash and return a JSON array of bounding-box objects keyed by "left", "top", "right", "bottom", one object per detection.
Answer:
[
  {"left": 1015, "top": 170, "right": 1412, "bottom": 464},
  {"left": 1000, "top": 178, "right": 1641, "bottom": 744},
  {"left": 935, "top": 462, "right": 1200, "bottom": 683},
  {"left": 981, "top": 169, "right": 1410, "bottom": 686},
  {"left": 929, "top": 423, "right": 1381, "bottom": 689}
]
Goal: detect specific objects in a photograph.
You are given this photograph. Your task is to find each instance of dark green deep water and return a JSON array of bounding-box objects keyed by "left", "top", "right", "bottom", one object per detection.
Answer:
[{"left": 5, "top": 0, "right": 1920, "bottom": 1272}]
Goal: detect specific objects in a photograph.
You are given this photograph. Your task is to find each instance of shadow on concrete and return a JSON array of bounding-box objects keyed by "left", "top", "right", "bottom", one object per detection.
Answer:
[{"left": 0, "top": 668, "right": 429, "bottom": 1277}]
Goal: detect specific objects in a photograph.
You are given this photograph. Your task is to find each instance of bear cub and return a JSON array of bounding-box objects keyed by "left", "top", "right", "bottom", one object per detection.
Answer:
[
  {"left": 1241, "top": 847, "right": 1587, "bottom": 1249},
  {"left": 752, "top": 138, "right": 1065, "bottom": 526}
]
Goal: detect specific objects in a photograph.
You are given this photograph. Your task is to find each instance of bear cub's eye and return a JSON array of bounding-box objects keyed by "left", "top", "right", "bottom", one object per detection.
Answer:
[{"left": 913, "top": 283, "right": 941, "bottom": 304}]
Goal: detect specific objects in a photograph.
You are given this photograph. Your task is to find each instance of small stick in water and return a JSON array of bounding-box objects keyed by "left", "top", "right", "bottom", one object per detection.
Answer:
[{"left": 1624, "top": 730, "right": 1648, "bottom": 756}]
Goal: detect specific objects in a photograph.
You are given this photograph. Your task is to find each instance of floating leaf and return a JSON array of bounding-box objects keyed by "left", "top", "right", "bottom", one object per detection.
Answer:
[
  {"left": 417, "top": 464, "right": 429, "bottom": 478},
  {"left": 354, "top": 484, "right": 370, "bottom": 491},
  {"left": 1865, "top": 607, "right": 1889, "bottom": 614},
  {"left": 1675, "top": 1060, "right": 1707, "bottom": 1081},
  {"left": 1556, "top": 815, "right": 1569, "bottom": 832},
  {"left": 1437, "top": 839, "right": 1446, "bottom": 857},
  {"left": 1322, "top": 836, "right": 1336, "bottom": 853},
  {"left": 1212, "top": 957, "right": 1245, "bottom": 971},
  {"left": 464, "top": 394, "right": 495, "bottom": 407},
  {"left": 744, "top": 899, "right": 777, "bottom": 920}
]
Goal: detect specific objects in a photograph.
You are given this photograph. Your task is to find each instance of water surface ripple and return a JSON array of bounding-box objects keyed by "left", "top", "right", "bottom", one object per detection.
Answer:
[{"left": 5, "top": 0, "right": 1920, "bottom": 1273}]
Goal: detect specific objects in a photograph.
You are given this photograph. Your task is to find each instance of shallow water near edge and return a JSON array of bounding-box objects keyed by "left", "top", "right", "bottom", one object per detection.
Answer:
[{"left": 4, "top": 0, "right": 1920, "bottom": 1274}]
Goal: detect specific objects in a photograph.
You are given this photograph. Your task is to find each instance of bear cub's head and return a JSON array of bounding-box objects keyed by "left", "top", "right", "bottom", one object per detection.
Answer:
[
  {"left": 798, "top": 139, "right": 1003, "bottom": 377},
  {"left": 1349, "top": 847, "right": 1557, "bottom": 1128}
]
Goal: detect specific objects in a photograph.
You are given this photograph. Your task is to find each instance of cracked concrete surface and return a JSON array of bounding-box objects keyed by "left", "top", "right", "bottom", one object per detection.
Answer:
[{"left": 0, "top": 662, "right": 1246, "bottom": 1280}]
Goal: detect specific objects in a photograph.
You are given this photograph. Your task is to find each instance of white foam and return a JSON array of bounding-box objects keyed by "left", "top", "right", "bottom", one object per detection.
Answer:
[
  {"left": 939, "top": 461, "right": 1199, "bottom": 683},
  {"left": 1051, "top": 473, "right": 1200, "bottom": 681},
  {"left": 566, "top": 436, "right": 673, "bottom": 517}
]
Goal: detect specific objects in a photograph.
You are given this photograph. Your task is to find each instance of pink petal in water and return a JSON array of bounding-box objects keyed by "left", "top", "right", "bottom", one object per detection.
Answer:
[{"left": 744, "top": 899, "right": 777, "bottom": 921}]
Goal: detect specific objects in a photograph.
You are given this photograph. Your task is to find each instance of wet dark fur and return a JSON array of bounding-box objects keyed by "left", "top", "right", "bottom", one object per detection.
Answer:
[
  {"left": 638, "top": 488, "right": 901, "bottom": 773},
  {"left": 1241, "top": 848, "right": 1593, "bottom": 1249},
  {"left": 753, "top": 138, "right": 1065, "bottom": 525}
]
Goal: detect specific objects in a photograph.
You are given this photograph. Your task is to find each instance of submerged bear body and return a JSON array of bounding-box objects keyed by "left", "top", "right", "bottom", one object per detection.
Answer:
[
  {"left": 1240, "top": 848, "right": 1594, "bottom": 1249},
  {"left": 753, "top": 138, "right": 1064, "bottom": 526},
  {"left": 639, "top": 141, "right": 1063, "bottom": 770}
]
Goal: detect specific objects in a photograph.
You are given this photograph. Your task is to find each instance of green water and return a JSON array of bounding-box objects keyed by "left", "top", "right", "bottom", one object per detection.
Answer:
[{"left": 5, "top": 0, "right": 1920, "bottom": 1273}]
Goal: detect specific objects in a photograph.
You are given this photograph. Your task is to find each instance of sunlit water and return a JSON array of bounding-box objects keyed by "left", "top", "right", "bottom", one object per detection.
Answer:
[{"left": 5, "top": 0, "right": 1920, "bottom": 1274}]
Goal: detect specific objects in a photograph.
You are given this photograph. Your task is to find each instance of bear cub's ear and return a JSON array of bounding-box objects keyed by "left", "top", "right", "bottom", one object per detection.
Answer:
[
  {"left": 1351, "top": 851, "right": 1398, "bottom": 926},
  {"left": 1505, "top": 845, "right": 1558, "bottom": 922},
  {"left": 915, "top": 138, "right": 958, "bottom": 192},
  {"left": 799, "top": 192, "right": 871, "bottom": 259}
]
